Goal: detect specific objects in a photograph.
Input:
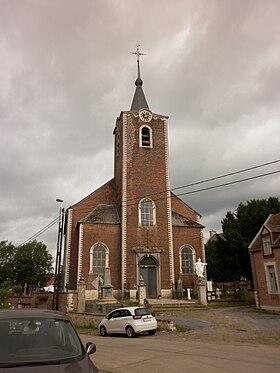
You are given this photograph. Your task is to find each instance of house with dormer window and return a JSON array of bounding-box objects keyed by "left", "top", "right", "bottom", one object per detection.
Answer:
[
  {"left": 249, "top": 213, "right": 280, "bottom": 311},
  {"left": 63, "top": 47, "right": 205, "bottom": 301}
]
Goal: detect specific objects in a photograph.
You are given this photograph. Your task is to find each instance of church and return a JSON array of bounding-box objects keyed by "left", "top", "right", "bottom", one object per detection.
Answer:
[{"left": 63, "top": 46, "right": 205, "bottom": 300}]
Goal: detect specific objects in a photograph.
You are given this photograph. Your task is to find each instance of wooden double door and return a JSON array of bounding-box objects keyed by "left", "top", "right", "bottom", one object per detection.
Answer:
[{"left": 139, "top": 256, "right": 158, "bottom": 299}]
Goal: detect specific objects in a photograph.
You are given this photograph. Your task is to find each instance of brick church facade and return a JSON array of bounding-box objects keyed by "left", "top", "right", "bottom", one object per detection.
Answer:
[{"left": 63, "top": 48, "right": 205, "bottom": 300}]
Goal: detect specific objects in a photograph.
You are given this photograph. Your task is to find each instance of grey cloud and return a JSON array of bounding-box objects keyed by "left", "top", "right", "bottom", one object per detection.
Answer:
[{"left": 0, "top": 0, "right": 279, "bottom": 252}]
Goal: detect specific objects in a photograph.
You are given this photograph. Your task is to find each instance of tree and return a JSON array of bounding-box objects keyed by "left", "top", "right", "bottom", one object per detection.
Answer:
[
  {"left": 0, "top": 241, "right": 16, "bottom": 284},
  {"left": 0, "top": 281, "right": 25, "bottom": 308},
  {"left": 206, "top": 238, "right": 223, "bottom": 281},
  {"left": 236, "top": 197, "right": 280, "bottom": 242},
  {"left": 13, "top": 241, "right": 53, "bottom": 289},
  {"left": 206, "top": 197, "right": 280, "bottom": 281},
  {"left": 0, "top": 281, "right": 13, "bottom": 308},
  {"left": 1, "top": 240, "right": 53, "bottom": 290},
  {"left": 0, "top": 281, "right": 12, "bottom": 308}
]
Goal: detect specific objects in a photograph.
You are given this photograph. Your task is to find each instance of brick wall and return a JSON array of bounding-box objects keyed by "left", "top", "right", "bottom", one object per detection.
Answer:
[
  {"left": 65, "top": 111, "right": 204, "bottom": 299},
  {"left": 173, "top": 226, "right": 203, "bottom": 289},
  {"left": 81, "top": 223, "right": 121, "bottom": 289},
  {"left": 250, "top": 247, "right": 280, "bottom": 310},
  {"left": 8, "top": 292, "right": 78, "bottom": 313},
  {"left": 67, "top": 179, "right": 116, "bottom": 290}
]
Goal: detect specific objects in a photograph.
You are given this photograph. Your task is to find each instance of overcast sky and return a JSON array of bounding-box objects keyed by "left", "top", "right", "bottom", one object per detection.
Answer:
[{"left": 1, "top": 0, "right": 280, "bottom": 258}]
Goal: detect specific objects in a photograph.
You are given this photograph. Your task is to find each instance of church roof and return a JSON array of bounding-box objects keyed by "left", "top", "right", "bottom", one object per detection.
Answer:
[
  {"left": 80, "top": 204, "right": 120, "bottom": 224},
  {"left": 172, "top": 211, "right": 204, "bottom": 228},
  {"left": 130, "top": 45, "right": 149, "bottom": 111}
]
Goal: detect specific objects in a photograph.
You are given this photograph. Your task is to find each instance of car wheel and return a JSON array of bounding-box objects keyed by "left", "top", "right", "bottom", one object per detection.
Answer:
[
  {"left": 126, "top": 325, "right": 136, "bottom": 338},
  {"left": 100, "top": 325, "right": 107, "bottom": 336},
  {"left": 148, "top": 329, "right": 156, "bottom": 335}
]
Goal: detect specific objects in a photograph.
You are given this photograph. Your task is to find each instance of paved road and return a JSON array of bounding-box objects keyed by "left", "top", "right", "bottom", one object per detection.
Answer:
[
  {"left": 82, "top": 333, "right": 280, "bottom": 373},
  {"left": 159, "top": 306, "right": 280, "bottom": 332},
  {"left": 80, "top": 306, "right": 280, "bottom": 372},
  {"left": 164, "top": 316, "right": 209, "bottom": 330}
]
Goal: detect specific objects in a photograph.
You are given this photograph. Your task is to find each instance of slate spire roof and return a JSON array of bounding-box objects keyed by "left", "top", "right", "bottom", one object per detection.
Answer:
[{"left": 130, "top": 45, "right": 149, "bottom": 111}]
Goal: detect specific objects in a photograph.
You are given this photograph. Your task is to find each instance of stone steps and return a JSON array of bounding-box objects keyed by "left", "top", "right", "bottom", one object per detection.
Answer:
[
  {"left": 89, "top": 299, "right": 207, "bottom": 315},
  {"left": 149, "top": 301, "right": 207, "bottom": 313}
]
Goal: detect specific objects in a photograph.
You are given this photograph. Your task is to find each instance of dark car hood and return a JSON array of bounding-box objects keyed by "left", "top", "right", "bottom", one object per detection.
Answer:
[{"left": 0, "top": 355, "right": 98, "bottom": 373}]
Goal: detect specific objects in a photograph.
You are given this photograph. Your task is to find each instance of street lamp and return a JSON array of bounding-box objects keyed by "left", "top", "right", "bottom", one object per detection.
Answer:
[{"left": 53, "top": 198, "right": 64, "bottom": 310}]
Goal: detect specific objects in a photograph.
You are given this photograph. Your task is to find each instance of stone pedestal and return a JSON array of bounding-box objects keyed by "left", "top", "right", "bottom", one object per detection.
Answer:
[
  {"left": 177, "top": 277, "right": 183, "bottom": 298},
  {"left": 137, "top": 276, "right": 147, "bottom": 306},
  {"left": 77, "top": 277, "right": 86, "bottom": 313},
  {"left": 196, "top": 277, "right": 207, "bottom": 306},
  {"left": 99, "top": 267, "right": 117, "bottom": 304},
  {"left": 238, "top": 277, "right": 251, "bottom": 304}
]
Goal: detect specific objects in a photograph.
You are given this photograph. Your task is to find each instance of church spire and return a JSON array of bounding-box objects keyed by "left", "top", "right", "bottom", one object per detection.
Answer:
[{"left": 130, "top": 44, "right": 149, "bottom": 111}]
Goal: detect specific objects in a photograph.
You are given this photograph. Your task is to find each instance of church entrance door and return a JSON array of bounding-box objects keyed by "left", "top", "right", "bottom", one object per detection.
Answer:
[{"left": 139, "top": 256, "right": 158, "bottom": 299}]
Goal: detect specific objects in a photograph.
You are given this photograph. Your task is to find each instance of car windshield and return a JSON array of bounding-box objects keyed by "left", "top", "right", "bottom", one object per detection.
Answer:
[
  {"left": 0, "top": 317, "right": 84, "bottom": 368},
  {"left": 135, "top": 308, "right": 153, "bottom": 316}
]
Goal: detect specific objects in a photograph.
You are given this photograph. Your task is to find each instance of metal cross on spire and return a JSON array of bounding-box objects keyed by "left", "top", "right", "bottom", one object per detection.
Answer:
[
  {"left": 131, "top": 44, "right": 145, "bottom": 62},
  {"left": 130, "top": 44, "right": 149, "bottom": 110},
  {"left": 131, "top": 44, "right": 145, "bottom": 81}
]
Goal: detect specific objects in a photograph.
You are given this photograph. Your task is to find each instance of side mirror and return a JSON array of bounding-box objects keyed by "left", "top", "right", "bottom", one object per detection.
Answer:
[{"left": 86, "top": 342, "right": 96, "bottom": 355}]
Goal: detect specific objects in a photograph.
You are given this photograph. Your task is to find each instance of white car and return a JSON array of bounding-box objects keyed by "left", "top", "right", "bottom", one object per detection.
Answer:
[{"left": 99, "top": 306, "right": 157, "bottom": 338}]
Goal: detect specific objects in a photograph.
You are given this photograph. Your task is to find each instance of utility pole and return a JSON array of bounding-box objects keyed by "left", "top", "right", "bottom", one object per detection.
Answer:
[{"left": 53, "top": 198, "right": 64, "bottom": 311}]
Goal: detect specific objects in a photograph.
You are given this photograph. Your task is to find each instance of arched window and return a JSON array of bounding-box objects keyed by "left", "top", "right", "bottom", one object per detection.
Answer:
[
  {"left": 180, "top": 246, "right": 195, "bottom": 274},
  {"left": 139, "top": 198, "right": 156, "bottom": 227},
  {"left": 90, "top": 243, "right": 109, "bottom": 275},
  {"left": 140, "top": 125, "right": 152, "bottom": 148}
]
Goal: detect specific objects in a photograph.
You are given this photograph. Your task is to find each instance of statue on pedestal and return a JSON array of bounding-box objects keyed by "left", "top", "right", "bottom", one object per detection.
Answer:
[
  {"left": 194, "top": 259, "right": 208, "bottom": 306},
  {"left": 195, "top": 258, "right": 207, "bottom": 278}
]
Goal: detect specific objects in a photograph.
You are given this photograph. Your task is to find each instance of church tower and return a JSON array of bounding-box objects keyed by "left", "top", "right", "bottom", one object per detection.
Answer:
[
  {"left": 114, "top": 45, "right": 174, "bottom": 298},
  {"left": 64, "top": 46, "right": 204, "bottom": 301}
]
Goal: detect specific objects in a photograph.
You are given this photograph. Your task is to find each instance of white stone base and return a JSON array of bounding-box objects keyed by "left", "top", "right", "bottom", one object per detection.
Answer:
[
  {"left": 84, "top": 288, "right": 174, "bottom": 301},
  {"left": 85, "top": 290, "right": 98, "bottom": 300},
  {"left": 128, "top": 290, "right": 137, "bottom": 299},
  {"left": 160, "top": 289, "right": 173, "bottom": 298},
  {"left": 261, "top": 305, "right": 280, "bottom": 312}
]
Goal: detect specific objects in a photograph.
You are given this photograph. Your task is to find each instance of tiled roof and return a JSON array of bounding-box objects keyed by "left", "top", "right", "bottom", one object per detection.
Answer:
[
  {"left": 80, "top": 204, "right": 120, "bottom": 224},
  {"left": 266, "top": 212, "right": 280, "bottom": 232},
  {"left": 172, "top": 211, "right": 204, "bottom": 228},
  {"left": 249, "top": 212, "right": 280, "bottom": 250}
]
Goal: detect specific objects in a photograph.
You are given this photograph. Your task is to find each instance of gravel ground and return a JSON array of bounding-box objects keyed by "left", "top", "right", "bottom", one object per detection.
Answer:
[
  {"left": 157, "top": 306, "right": 280, "bottom": 345},
  {"left": 78, "top": 305, "right": 280, "bottom": 346}
]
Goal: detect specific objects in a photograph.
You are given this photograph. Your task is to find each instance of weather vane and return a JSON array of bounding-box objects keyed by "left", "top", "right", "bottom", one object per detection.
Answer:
[{"left": 131, "top": 44, "right": 145, "bottom": 62}]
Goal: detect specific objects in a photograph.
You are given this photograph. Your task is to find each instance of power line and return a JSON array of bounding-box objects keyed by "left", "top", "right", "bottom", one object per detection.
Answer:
[
  {"left": 123, "top": 158, "right": 280, "bottom": 205},
  {"left": 19, "top": 216, "right": 59, "bottom": 246},
  {"left": 73, "top": 159, "right": 280, "bottom": 213},
  {"left": 19, "top": 159, "right": 280, "bottom": 243},
  {"left": 172, "top": 159, "right": 280, "bottom": 193},
  {"left": 176, "top": 169, "right": 280, "bottom": 198},
  {"left": 122, "top": 169, "right": 280, "bottom": 207}
]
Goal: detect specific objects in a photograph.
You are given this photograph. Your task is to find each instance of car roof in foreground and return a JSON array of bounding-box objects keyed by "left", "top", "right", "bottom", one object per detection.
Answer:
[{"left": 0, "top": 308, "right": 67, "bottom": 320}]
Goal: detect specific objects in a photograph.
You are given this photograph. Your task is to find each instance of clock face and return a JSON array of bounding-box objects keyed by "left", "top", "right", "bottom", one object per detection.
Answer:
[{"left": 139, "top": 110, "right": 152, "bottom": 122}]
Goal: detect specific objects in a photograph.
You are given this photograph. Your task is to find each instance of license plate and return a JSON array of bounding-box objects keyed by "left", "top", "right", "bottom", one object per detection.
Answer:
[{"left": 143, "top": 317, "right": 152, "bottom": 322}]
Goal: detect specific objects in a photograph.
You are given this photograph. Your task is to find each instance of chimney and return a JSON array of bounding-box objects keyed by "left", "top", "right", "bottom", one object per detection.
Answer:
[{"left": 209, "top": 230, "right": 217, "bottom": 238}]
